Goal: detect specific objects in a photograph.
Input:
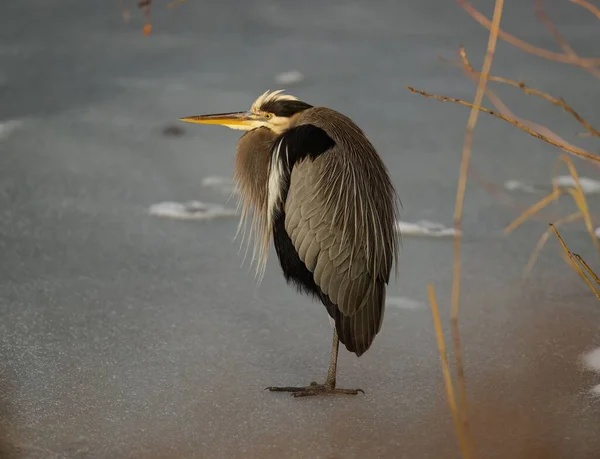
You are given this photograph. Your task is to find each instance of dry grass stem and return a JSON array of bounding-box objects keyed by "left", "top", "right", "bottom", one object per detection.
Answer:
[
  {"left": 555, "top": 230, "right": 593, "bottom": 285},
  {"left": 551, "top": 225, "right": 600, "bottom": 299},
  {"left": 407, "top": 87, "right": 600, "bottom": 163},
  {"left": 513, "top": 181, "right": 599, "bottom": 256},
  {"left": 570, "top": 0, "right": 600, "bottom": 19},
  {"left": 455, "top": 48, "right": 597, "bottom": 162},
  {"left": 535, "top": 0, "right": 600, "bottom": 79},
  {"left": 523, "top": 212, "right": 582, "bottom": 276},
  {"left": 449, "top": 2, "right": 505, "bottom": 457},
  {"left": 458, "top": 47, "right": 600, "bottom": 137},
  {"left": 418, "top": 3, "right": 600, "bottom": 458},
  {"left": 446, "top": 48, "right": 600, "bottom": 212},
  {"left": 465, "top": 167, "right": 563, "bottom": 222},
  {"left": 574, "top": 254, "right": 600, "bottom": 285},
  {"left": 504, "top": 188, "right": 563, "bottom": 235},
  {"left": 427, "top": 284, "right": 470, "bottom": 459},
  {"left": 451, "top": 0, "right": 504, "bottom": 321},
  {"left": 503, "top": 155, "right": 598, "bottom": 274},
  {"left": 503, "top": 156, "right": 596, "bottom": 235},
  {"left": 535, "top": 0, "right": 577, "bottom": 55},
  {"left": 457, "top": 0, "right": 600, "bottom": 66},
  {"left": 562, "top": 250, "right": 583, "bottom": 277},
  {"left": 552, "top": 155, "right": 600, "bottom": 257},
  {"left": 455, "top": 46, "right": 600, "bottom": 187}
]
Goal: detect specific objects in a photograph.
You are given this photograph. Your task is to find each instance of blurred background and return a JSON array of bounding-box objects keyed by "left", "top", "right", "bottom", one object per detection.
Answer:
[{"left": 1, "top": 0, "right": 600, "bottom": 457}]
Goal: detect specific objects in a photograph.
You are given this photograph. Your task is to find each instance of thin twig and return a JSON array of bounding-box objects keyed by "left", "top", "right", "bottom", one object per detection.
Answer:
[
  {"left": 457, "top": 0, "right": 600, "bottom": 67},
  {"left": 553, "top": 155, "right": 600, "bottom": 258},
  {"left": 465, "top": 167, "right": 565, "bottom": 222},
  {"left": 504, "top": 154, "right": 599, "bottom": 275},
  {"left": 458, "top": 47, "right": 600, "bottom": 137},
  {"left": 504, "top": 188, "right": 563, "bottom": 235},
  {"left": 451, "top": 2, "right": 505, "bottom": 457},
  {"left": 504, "top": 156, "right": 598, "bottom": 238},
  {"left": 570, "top": 0, "right": 600, "bottom": 20},
  {"left": 574, "top": 254, "right": 600, "bottom": 285},
  {"left": 407, "top": 87, "right": 600, "bottom": 163},
  {"left": 535, "top": 0, "right": 577, "bottom": 55},
  {"left": 523, "top": 212, "right": 582, "bottom": 276},
  {"left": 559, "top": 236, "right": 593, "bottom": 285},
  {"left": 550, "top": 225, "right": 600, "bottom": 299},
  {"left": 535, "top": 0, "right": 600, "bottom": 79},
  {"left": 454, "top": 48, "right": 600, "bottom": 163},
  {"left": 443, "top": 49, "right": 600, "bottom": 213}
]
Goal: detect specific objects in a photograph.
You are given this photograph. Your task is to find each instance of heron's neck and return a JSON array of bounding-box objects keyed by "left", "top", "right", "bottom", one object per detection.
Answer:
[{"left": 233, "top": 128, "right": 279, "bottom": 279}]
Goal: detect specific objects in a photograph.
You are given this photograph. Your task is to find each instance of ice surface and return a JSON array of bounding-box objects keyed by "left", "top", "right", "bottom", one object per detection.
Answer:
[
  {"left": 553, "top": 175, "right": 600, "bottom": 194},
  {"left": 385, "top": 296, "right": 424, "bottom": 310},
  {"left": 149, "top": 200, "right": 238, "bottom": 220},
  {"left": 0, "top": 120, "right": 22, "bottom": 140},
  {"left": 504, "top": 179, "right": 537, "bottom": 193},
  {"left": 2, "top": 1, "right": 600, "bottom": 458},
  {"left": 201, "top": 175, "right": 238, "bottom": 195},
  {"left": 396, "top": 220, "right": 459, "bottom": 237},
  {"left": 504, "top": 176, "right": 600, "bottom": 195},
  {"left": 274, "top": 70, "right": 305, "bottom": 86},
  {"left": 582, "top": 347, "right": 600, "bottom": 372},
  {"left": 581, "top": 348, "right": 600, "bottom": 397}
]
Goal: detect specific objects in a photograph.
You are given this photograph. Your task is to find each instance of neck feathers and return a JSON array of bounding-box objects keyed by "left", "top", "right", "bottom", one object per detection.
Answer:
[{"left": 234, "top": 128, "right": 278, "bottom": 281}]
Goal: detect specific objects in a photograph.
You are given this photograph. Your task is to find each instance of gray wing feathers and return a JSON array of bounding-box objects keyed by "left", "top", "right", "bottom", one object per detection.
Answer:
[{"left": 284, "top": 155, "right": 388, "bottom": 355}]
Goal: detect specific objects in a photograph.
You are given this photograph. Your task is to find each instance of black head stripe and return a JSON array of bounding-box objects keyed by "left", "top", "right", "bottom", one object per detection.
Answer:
[{"left": 260, "top": 100, "right": 313, "bottom": 117}]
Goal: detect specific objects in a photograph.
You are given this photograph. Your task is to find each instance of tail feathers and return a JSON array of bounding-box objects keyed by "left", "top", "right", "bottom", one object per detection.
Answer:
[{"left": 330, "top": 281, "right": 386, "bottom": 357}]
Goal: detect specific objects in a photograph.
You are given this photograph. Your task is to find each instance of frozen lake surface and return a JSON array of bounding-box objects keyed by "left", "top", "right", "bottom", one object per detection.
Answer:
[{"left": 2, "top": 1, "right": 600, "bottom": 457}]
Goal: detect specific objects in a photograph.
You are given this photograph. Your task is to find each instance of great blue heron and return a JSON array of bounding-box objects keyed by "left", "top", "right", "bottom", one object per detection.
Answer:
[{"left": 180, "top": 90, "right": 400, "bottom": 397}]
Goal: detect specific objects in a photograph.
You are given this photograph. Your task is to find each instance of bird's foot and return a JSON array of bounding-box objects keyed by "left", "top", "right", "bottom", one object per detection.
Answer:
[{"left": 265, "top": 381, "right": 364, "bottom": 397}]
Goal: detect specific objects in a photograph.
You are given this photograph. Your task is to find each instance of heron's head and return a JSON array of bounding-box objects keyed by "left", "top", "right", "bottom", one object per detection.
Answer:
[{"left": 179, "top": 90, "right": 312, "bottom": 134}]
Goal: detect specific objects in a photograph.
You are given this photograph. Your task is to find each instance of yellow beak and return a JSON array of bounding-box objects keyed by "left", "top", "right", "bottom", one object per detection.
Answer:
[{"left": 178, "top": 111, "right": 254, "bottom": 127}]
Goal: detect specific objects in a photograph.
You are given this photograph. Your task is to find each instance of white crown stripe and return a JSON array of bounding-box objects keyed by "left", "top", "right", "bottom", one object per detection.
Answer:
[{"left": 251, "top": 90, "right": 299, "bottom": 112}]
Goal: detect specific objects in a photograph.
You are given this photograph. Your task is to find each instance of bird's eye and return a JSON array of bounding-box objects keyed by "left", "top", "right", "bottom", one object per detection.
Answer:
[{"left": 264, "top": 113, "right": 273, "bottom": 120}]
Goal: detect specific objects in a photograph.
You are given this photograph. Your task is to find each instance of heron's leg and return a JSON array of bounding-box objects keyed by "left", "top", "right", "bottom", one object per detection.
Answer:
[
  {"left": 324, "top": 327, "right": 340, "bottom": 388},
  {"left": 265, "top": 329, "right": 364, "bottom": 397}
]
